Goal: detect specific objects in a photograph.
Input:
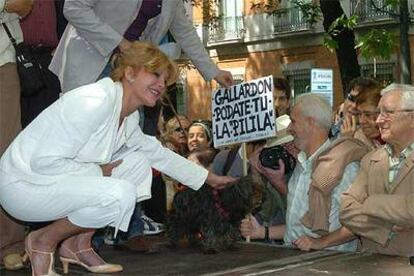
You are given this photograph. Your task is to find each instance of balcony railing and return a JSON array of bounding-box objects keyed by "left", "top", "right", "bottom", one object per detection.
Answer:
[
  {"left": 282, "top": 69, "right": 311, "bottom": 99},
  {"left": 273, "top": 6, "right": 312, "bottom": 34},
  {"left": 350, "top": 0, "right": 398, "bottom": 23},
  {"left": 208, "top": 16, "right": 244, "bottom": 43},
  {"left": 360, "top": 62, "right": 396, "bottom": 85}
]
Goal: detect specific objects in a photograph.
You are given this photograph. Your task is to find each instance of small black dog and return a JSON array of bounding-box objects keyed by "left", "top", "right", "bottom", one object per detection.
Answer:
[{"left": 166, "top": 174, "right": 263, "bottom": 253}]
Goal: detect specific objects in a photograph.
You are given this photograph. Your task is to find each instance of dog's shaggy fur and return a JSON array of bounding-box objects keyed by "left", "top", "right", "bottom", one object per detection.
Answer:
[{"left": 166, "top": 174, "right": 264, "bottom": 253}]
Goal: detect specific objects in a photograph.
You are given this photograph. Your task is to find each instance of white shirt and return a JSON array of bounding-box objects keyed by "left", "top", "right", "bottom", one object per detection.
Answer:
[
  {"left": 284, "top": 139, "right": 359, "bottom": 252},
  {"left": 0, "top": 1, "right": 24, "bottom": 66}
]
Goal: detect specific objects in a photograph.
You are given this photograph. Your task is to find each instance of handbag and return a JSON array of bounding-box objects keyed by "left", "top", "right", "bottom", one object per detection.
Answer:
[{"left": 2, "top": 23, "right": 45, "bottom": 97}]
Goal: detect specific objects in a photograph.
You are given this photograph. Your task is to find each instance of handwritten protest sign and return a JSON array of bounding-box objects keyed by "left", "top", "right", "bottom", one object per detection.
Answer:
[{"left": 212, "top": 76, "right": 276, "bottom": 148}]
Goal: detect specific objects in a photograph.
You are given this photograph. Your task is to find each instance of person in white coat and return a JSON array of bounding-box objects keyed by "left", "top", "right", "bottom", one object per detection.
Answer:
[{"left": 0, "top": 42, "right": 235, "bottom": 275}]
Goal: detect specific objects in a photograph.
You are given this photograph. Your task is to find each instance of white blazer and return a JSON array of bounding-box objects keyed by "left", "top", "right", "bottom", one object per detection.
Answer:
[
  {"left": 0, "top": 78, "right": 207, "bottom": 192},
  {"left": 49, "top": 0, "right": 219, "bottom": 92}
]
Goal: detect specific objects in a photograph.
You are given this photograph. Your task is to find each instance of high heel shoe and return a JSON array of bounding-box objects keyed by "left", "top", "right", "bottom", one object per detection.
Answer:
[
  {"left": 59, "top": 245, "right": 123, "bottom": 274},
  {"left": 24, "top": 233, "right": 60, "bottom": 276}
]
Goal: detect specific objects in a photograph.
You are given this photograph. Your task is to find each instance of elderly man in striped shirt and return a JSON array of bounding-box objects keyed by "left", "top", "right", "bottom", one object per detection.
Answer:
[{"left": 241, "top": 93, "right": 368, "bottom": 252}]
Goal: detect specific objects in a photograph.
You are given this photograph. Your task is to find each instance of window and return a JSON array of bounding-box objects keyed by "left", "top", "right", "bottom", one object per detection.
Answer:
[
  {"left": 282, "top": 68, "right": 311, "bottom": 101},
  {"left": 209, "top": 0, "right": 244, "bottom": 42},
  {"left": 273, "top": 5, "right": 312, "bottom": 33},
  {"left": 360, "top": 62, "right": 396, "bottom": 86},
  {"left": 350, "top": 0, "right": 397, "bottom": 23}
]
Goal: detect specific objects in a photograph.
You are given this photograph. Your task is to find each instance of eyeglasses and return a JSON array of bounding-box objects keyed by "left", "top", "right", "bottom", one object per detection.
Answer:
[
  {"left": 346, "top": 93, "right": 357, "bottom": 103},
  {"left": 378, "top": 108, "right": 414, "bottom": 119}
]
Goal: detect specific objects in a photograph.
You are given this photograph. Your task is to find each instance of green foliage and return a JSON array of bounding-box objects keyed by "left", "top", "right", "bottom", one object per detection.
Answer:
[
  {"left": 293, "top": 0, "right": 397, "bottom": 63},
  {"left": 383, "top": 0, "right": 400, "bottom": 9},
  {"left": 323, "top": 36, "right": 338, "bottom": 53},
  {"left": 355, "top": 29, "right": 396, "bottom": 60},
  {"left": 291, "top": 0, "right": 321, "bottom": 25},
  {"left": 385, "top": 0, "right": 400, "bottom": 7},
  {"left": 320, "top": 14, "right": 358, "bottom": 53},
  {"left": 328, "top": 15, "right": 358, "bottom": 36}
]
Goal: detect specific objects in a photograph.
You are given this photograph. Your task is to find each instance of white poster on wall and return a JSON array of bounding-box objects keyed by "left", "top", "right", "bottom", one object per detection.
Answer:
[
  {"left": 311, "top": 68, "right": 333, "bottom": 106},
  {"left": 211, "top": 75, "right": 276, "bottom": 148}
]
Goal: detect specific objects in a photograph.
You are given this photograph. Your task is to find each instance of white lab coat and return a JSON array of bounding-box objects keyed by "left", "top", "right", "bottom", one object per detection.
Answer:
[{"left": 0, "top": 78, "right": 207, "bottom": 231}]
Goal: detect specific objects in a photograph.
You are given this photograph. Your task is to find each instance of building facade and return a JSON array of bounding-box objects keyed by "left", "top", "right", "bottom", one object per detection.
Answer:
[{"left": 175, "top": 0, "right": 413, "bottom": 120}]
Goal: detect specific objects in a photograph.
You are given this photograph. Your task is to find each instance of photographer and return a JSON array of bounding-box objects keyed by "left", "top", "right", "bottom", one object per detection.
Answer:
[{"left": 247, "top": 115, "right": 297, "bottom": 229}]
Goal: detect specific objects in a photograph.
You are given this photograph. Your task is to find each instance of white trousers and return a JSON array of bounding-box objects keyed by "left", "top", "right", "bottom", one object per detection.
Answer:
[{"left": 0, "top": 150, "right": 153, "bottom": 233}]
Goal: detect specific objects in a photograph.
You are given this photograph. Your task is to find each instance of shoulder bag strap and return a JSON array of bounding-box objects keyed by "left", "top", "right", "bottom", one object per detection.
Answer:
[{"left": 1, "top": 23, "right": 17, "bottom": 47}]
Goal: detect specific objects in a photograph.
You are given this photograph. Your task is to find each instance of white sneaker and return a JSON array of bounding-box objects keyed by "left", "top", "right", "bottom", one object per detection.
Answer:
[{"left": 141, "top": 214, "right": 164, "bottom": 235}]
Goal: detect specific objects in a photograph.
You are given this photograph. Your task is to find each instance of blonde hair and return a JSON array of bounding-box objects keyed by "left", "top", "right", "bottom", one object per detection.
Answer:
[
  {"left": 111, "top": 41, "right": 177, "bottom": 86},
  {"left": 163, "top": 115, "right": 190, "bottom": 138}
]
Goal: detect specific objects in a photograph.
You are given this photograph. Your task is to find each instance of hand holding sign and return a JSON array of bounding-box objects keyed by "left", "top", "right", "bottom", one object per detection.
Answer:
[{"left": 214, "top": 70, "right": 234, "bottom": 88}]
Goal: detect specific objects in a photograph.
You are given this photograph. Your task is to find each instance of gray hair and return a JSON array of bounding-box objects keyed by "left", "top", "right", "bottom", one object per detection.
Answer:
[
  {"left": 381, "top": 83, "right": 414, "bottom": 110},
  {"left": 293, "top": 93, "right": 332, "bottom": 132}
]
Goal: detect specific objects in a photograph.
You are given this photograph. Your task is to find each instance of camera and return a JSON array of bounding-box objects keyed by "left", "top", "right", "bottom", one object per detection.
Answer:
[{"left": 259, "top": 145, "right": 296, "bottom": 175}]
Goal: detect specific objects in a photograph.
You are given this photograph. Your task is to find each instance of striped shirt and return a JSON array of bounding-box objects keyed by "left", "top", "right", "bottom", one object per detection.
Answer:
[
  {"left": 19, "top": 0, "right": 58, "bottom": 47},
  {"left": 384, "top": 142, "right": 414, "bottom": 191},
  {"left": 284, "top": 139, "right": 359, "bottom": 252}
]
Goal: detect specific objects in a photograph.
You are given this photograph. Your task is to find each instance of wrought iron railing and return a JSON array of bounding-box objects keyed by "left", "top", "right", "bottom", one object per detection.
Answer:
[
  {"left": 360, "top": 62, "right": 396, "bottom": 85},
  {"left": 273, "top": 6, "right": 312, "bottom": 34},
  {"left": 282, "top": 69, "right": 311, "bottom": 100},
  {"left": 350, "top": 0, "right": 398, "bottom": 23},
  {"left": 208, "top": 16, "right": 244, "bottom": 43}
]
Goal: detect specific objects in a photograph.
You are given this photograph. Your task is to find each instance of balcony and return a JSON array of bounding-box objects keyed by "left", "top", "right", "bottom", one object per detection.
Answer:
[
  {"left": 273, "top": 6, "right": 312, "bottom": 34},
  {"left": 350, "top": 0, "right": 398, "bottom": 24},
  {"left": 208, "top": 16, "right": 245, "bottom": 44}
]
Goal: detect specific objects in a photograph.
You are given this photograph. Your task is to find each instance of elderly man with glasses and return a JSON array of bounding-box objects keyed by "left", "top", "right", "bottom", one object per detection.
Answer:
[{"left": 340, "top": 83, "right": 414, "bottom": 257}]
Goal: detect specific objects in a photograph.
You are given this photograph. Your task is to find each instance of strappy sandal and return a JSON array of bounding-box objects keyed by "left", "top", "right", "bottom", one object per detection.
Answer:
[
  {"left": 59, "top": 245, "right": 122, "bottom": 274},
  {"left": 23, "top": 233, "right": 60, "bottom": 276}
]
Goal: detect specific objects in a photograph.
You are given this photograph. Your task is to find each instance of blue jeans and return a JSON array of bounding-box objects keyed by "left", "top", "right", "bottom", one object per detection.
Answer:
[
  {"left": 92, "top": 203, "right": 144, "bottom": 249},
  {"left": 123, "top": 203, "right": 145, "bottom": 240}
]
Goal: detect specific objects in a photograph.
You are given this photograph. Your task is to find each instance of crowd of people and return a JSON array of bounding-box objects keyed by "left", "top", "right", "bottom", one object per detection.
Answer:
[
  {"left": 1, "top": 1, "right": 413, "bottom": 276},
  {"left": 239, "top": 79, "right": 414, "bottom": 258}
]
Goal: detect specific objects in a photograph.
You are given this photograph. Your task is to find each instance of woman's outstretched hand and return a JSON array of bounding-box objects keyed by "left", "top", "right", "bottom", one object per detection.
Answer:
[{"left": 205, "top": 171, "right": 238, "bottom": 189}]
